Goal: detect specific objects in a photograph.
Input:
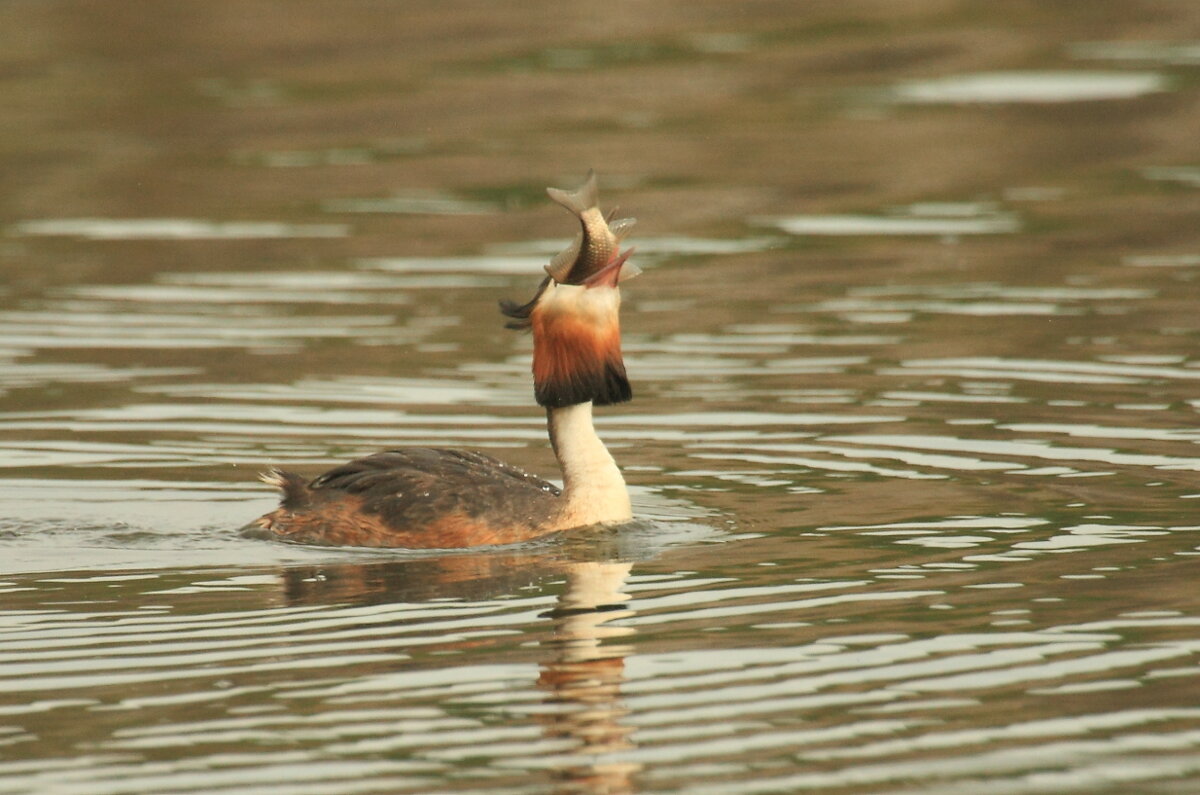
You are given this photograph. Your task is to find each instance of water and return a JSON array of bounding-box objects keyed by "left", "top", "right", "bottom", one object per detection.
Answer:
[{"left": 3, "top": 3, "right": 1200, "bottom": 792}]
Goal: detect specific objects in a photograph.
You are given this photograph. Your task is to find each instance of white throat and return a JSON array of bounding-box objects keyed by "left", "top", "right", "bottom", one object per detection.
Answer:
[{"left": 548, "top": 402, "right": 631, "bottom": 529}]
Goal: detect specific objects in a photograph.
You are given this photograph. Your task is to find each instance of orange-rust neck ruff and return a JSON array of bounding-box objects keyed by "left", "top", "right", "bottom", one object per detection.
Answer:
[{"left": 531, "top": 310, "right": 628, "bottom": 409}]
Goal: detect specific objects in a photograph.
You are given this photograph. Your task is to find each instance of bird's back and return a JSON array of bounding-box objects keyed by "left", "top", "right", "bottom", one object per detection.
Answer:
[{"left": 246, "top": 448, "right": 562, "bottom": 548}]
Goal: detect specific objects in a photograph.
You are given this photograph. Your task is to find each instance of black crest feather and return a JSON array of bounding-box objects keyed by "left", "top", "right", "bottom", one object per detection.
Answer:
[
  {"left": 535, "top": 357, "right": 632, "bottom": 408},
  {"left": 498, "top": 276, "right": 551, "bottom": 330}
]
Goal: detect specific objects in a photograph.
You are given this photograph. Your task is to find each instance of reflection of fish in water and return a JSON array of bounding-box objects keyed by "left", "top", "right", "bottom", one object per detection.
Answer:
[
  {"left": 245, "top": 173, "right": 641, "bottom": 549},
  {"left": 545, "top": 169, "right": 640, "bottom": 285}
]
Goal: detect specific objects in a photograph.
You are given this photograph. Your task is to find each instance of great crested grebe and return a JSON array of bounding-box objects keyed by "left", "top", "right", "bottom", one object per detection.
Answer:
[{"left": 245, "top": 171, "right": 640, "bottom": 548}]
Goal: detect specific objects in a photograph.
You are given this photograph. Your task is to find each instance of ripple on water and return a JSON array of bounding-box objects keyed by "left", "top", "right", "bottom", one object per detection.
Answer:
[
  {"left": 357, "top": 255, "right": 548, "bottom": 274},
  {"left": 695, "top": 439, "right": 1021, "bottom": 479},
  {"left": 754, "top": 206, "right": 1019, "bottom": 237},
  {"left": 826, "top": 433, "right": 1200, "bottom": 473},
  {"left": 0, "top": 406, "right": 554, "bottom": 472},
  {"left": 2, "top": 265, "right": 453, "bottom": 351},
  {"left": 885, "top": 356, "right": 1200, "bottom": 385},
  {"left": 2, "top": 258, "right": 546, "bottom": 353},
  {"left": 1, "top": 528, "right": 1199, "bottom": 794},
  {"left": 323, "top": 192, "right": 499, "bottom": 215},
  {"left": 824, "top": 514, "right": 1139, "bottom": 557},
  {"left": 67, "top": 267, "right": 494, "bottom": 302},
  {"left": 1124, "top": 253, "right": 1200, "bottom": 268},
  {"left": 1000, "top": 422, "right": 1200, "bottom": 443},
  {"left": 1071, "top": 40, "right": 1200, "bottom": 66},
  {"left": 139, "top": 377, "right": 505, "bottom": 407},
  {"left": 815, "top": 283, "right": 1151, "bottom": 318},
  {"left": 0, "top": 359, "right": 199, "bottom": 392},
  {"left": 85, "top": 270, "right": 424, "bottom": 304},
  {"left": 0, "top": 399, "right": 908, "bottom": 473},
  {"left": 1141, "top": 166, "right": 1200, "bottom": 188},
  {"left": 0, "top": 306, "right": 414, "bottom": 350},
  {"left": 10, "top": 218, "right": 349, "bottom": 240},
  {"left": 890, "top": 70, "right": 1168, "bottom": 104}
]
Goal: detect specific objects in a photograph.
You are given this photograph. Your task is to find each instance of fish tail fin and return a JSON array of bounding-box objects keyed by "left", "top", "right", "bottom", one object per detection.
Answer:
[{"left": 546, "top": 169, "right": 599, "bottom": 216}]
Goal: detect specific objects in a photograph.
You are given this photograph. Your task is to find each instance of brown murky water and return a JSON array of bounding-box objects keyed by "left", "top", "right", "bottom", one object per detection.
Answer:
[{"left": 4, "top": 3, "right": 1200, "bottom": 793}]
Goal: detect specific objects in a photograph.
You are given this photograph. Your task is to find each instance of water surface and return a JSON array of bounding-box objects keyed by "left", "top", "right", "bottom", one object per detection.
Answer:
[{"left": 3, "top": 2, "right": 1200, "bottom": 793}]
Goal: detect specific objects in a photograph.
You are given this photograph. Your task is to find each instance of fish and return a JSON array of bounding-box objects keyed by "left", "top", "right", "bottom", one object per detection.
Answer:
[{"left": 544, "top": 170, "right": 640, "bottom": 285}]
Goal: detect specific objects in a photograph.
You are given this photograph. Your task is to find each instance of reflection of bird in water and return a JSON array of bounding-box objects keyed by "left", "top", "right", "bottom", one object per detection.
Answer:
[
  {"left": 245, "top": 172, "right": 641, "bottom": 549},
  {"left": 538, "top": 561, "right": 641, "bottom": 795},
  {"left": 275, "top": 553, "right": 560, "bottom": 606},
  {"left": 271, "top": 553, "right": 642, "bottom": 795}
]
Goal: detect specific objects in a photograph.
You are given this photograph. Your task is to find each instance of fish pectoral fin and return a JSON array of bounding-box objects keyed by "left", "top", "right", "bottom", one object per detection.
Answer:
[{"left": 610, "top": 216, "right": 637, "bottom": 241}]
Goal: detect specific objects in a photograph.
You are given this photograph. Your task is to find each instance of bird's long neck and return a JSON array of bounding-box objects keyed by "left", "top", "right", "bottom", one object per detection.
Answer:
[{"left": 547, "top": 402, "right": 630, "bottom": 528}]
